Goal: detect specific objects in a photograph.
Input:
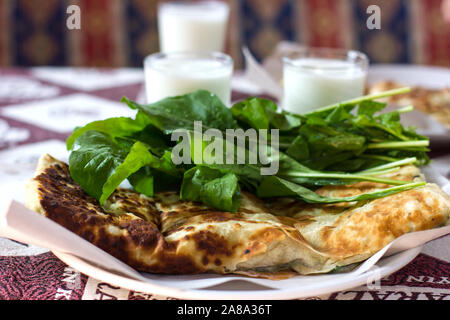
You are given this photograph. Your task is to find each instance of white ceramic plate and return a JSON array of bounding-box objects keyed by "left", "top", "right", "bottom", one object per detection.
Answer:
[
  {"left": 368, "top": 64, "right": 450, "bottom": 143},
  {"left": 368, "top": 64, "right": 450, "bottom": 89},
  {"left": 53, "top": 246, "right": 422, "bottom": 300}
]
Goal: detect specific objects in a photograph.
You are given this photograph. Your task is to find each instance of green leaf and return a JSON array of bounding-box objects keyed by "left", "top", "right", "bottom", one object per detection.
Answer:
[
  {"left": 270, "top": 112, "right": 302, "bottom": 131},
  {"left": 128, "top": 167, "right": 154, "bottom": 196},
  {"left": 66, "top": 115, "right": 147, "bottom": 150},
  {"left": 69, "top": 130, "right": 181, "bottom": 204},
  {"left": 127, "top": 151, "right": 183, "bottom": 196},
  {"left": 352, "top": 113, "right": 408, "bottom": 141},
  {"left": 121, "top": 90, "right": 238, "bottom": 134},
  {"left": 184, "top": 129, "right": 264, "bottom": 186},
  {"left": 231, "top": 97, "right": 275, "bottom": 130},
  {"left": 295, "top": 121, "right": 366, "bottom": 170},
  {"left": 300, "top": 152, "right": 356, "bottom": 174},
  {"left": 128, "top": 124, "right": 171, "bottom": 157},
  {"left": 277, "top": 151, "right": 316, "bottom": 173},
  {"left": 231, "top": 97, "right": 302, "bottom": 131},
  {"left": 180, "top": 166, "right": 242, "bottom": 212},
  {"left": 257, "top": 176, "right": 425, "bottom": 204},
  {"left": 99, "top": 141, "right": 156, "bottom": 203},
  {"left": 286, "top": 135, "right": 309, "bottom": 162},
  {"left": 69, "top": 131, "right": 129, "bottom": 201},
  {"left": 357, "top": 100, "right": 387, "bottom": 117},
  {"left": 325, "top": 104, "right": 353, "bottom": 123},
  {"left": 376, "top": 111, "right": 405, "bottom": 138}
]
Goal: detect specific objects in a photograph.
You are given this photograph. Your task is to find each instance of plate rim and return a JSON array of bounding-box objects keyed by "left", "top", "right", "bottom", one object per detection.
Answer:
[{"left": 53, "top": 245, "right": 423, "bottom": 300}]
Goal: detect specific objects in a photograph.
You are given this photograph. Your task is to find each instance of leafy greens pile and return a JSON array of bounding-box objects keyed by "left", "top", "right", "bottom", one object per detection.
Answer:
[{"left": 67, "top": 88, "right": 429, "bottom": 212}]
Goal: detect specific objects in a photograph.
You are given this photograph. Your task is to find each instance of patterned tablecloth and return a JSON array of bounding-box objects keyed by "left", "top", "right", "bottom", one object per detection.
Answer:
[{"left": 0, "top": 67, "right": 449, "bottom": 300}]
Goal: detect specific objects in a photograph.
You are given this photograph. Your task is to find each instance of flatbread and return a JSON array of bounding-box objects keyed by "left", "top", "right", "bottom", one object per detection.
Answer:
[{"left": 25, "top": 154, "right": 450, "bottom": 279}]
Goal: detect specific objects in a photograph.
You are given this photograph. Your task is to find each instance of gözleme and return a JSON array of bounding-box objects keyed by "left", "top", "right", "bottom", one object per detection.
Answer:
[{"left": 25, "top": 88, "right": 450, "bottom": 278}]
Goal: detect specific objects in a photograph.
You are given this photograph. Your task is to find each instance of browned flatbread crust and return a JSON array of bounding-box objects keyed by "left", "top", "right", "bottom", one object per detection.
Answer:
[{"left": 26, "top": 154, "right": 450, "bottom": 278}]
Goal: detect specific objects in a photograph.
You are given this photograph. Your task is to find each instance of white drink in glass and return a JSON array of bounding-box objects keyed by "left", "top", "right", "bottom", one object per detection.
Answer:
[
  {"left": 283, "top": 48, "right": 368, "bottom": 114},
  {"left": 144, "top": 52, "right": 233, "bottom": 105},
  {"left": 158, "top": 1, "right": 229, "bottom": 53}
]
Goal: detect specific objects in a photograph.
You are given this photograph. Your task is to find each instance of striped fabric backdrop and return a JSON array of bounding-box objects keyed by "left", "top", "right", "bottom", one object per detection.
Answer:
[{"left": 0, "top": 0, "right": 449, "bottom": 68}]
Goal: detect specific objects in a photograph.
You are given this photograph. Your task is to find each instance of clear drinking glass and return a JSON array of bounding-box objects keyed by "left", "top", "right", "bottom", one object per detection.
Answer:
[
  {"left": 158, "top": 1, "right": 230, "bottom": 53},
  {"left": 144, "top": 51, "right": 233, "bottom": 105},
  {"left": 282, "top": 47, "right": 369, "bottom": 114}
]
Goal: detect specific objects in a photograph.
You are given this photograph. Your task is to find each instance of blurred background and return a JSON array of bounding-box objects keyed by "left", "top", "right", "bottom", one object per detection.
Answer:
[{"left": 0, "top": 0, "right": 449, "bottom": 69}]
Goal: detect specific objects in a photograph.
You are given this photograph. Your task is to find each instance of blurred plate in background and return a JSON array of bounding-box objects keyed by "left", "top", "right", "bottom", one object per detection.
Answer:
[{"left": 368, "top": 64, "right": 450, "bottom": 144}]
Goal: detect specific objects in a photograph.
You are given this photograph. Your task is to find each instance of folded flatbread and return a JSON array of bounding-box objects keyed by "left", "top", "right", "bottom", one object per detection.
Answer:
[{"left": 25, "top": 154, "right": 450, "bottom": 279}]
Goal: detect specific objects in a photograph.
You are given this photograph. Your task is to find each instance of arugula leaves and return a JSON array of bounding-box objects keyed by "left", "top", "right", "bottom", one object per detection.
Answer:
[
  {"left": 69, "top": 131, "right": 130, "bottom": 202},
  {"left": 181, "top": 166, "right": 241, "bottom": 212},
  {"left": 280, "top": 95, "right": 429, "bottom": 171},
  {"left": 99, "top": 141, "right": 155, "bottom": 203},
  {"left": 66, "top": 115, "right": 149, "bottom": 150},
  {"left": 66, "top": 88, "right": 430, "bottom": 212},
  {"left": 230, "top": 97, "right": 301, "bottom": 132},
  {"left": 121, "top": 90, "right": 238, "bottom": 134},
  {"left": 68, "top": 131, "right": 179, "bottom": 205}
]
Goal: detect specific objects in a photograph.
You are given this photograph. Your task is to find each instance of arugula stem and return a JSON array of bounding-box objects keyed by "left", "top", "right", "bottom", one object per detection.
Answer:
[
  {"left": 279, "top": 172, "right": 410, "bottom": 185},
  {"left": 361, "top": 167, "right": 401, "bottom": 176},
  {"left": 358, "top": 157, "right": 417, "bottom": 174},
  {"left": 396, "top": 105, "right": 414, "bottom": 113},
  {"left": 367, "top": 140, "right": 429, "bottom": 149},
  {"left": 305, "top": 87, "right": 411, "bottom": 116},
  {"left": 359, "top": 154, "right": 401, "bottom": 162}
]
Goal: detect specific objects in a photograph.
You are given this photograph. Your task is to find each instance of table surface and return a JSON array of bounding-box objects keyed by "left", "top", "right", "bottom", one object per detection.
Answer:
[{"left": 0, "top": 67, "right": 449, "bottom": 300}]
